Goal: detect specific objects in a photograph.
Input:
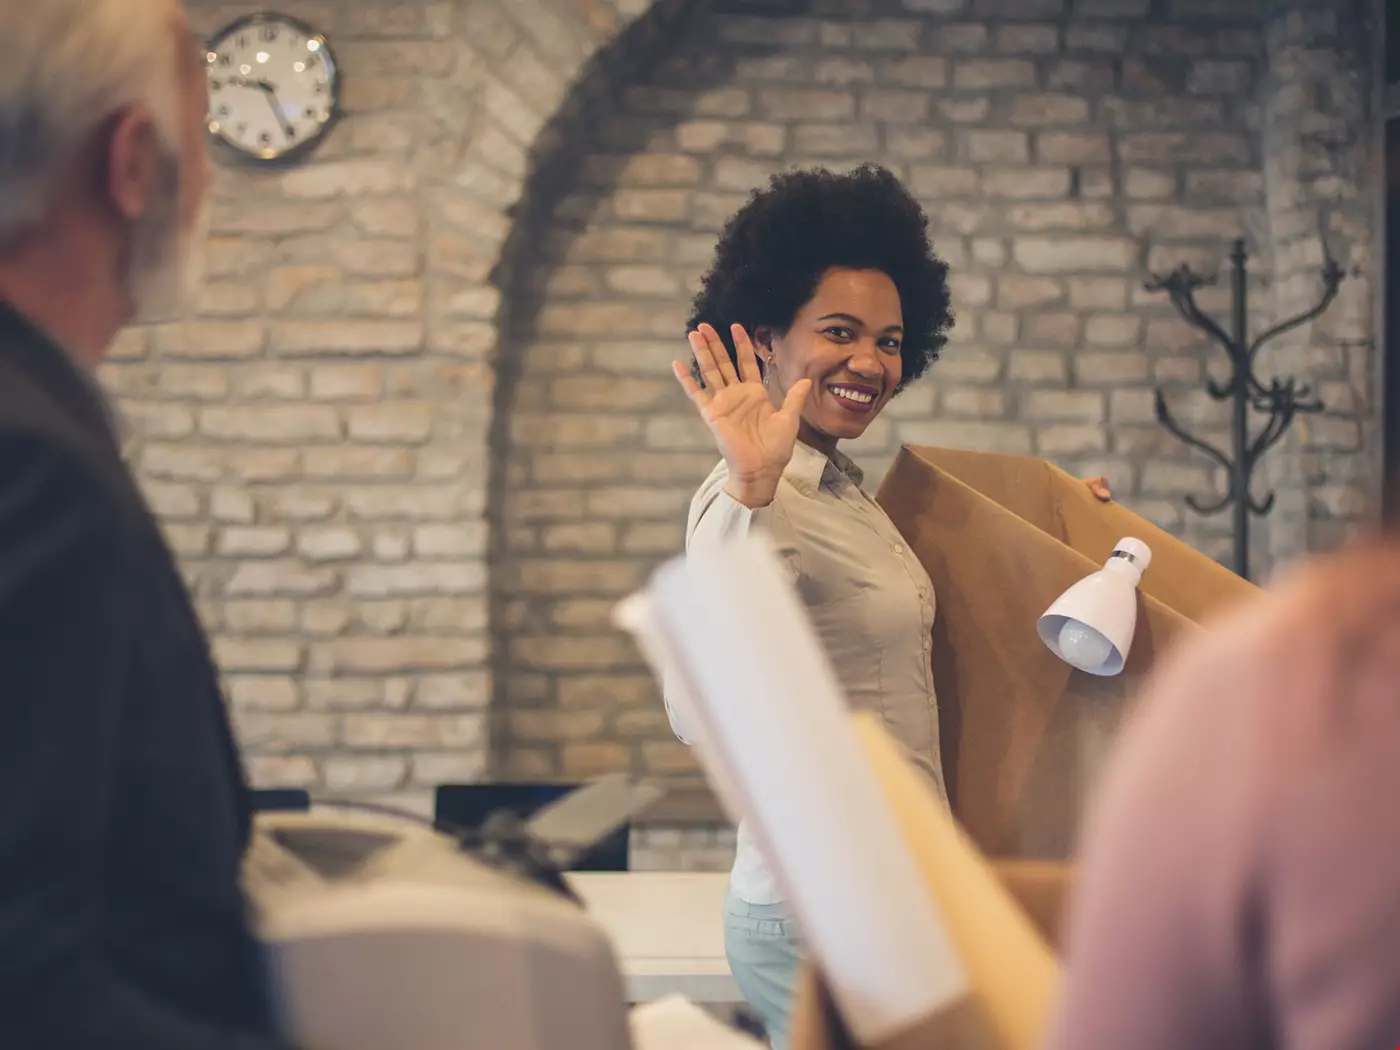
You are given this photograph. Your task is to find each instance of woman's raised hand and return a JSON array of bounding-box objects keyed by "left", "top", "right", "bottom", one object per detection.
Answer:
[{"left": 672, "top": 323, "right": 811, "bottom": 509}]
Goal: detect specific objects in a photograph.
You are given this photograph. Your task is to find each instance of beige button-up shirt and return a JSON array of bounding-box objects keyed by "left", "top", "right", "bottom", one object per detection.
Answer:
[{"left": 665, "top": 441, "right": 944, "bottom": 905}]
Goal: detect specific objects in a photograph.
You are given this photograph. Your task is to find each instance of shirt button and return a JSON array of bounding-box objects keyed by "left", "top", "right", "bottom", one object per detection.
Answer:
[{"left": 893, "top": 543, "right": 904, "bottom": 554}]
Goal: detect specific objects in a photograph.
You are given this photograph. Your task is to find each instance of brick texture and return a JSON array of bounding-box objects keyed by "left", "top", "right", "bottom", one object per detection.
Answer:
[
  {"left": 490, "top": 0, "right": 1377, "bottom": 791},
  {"left": 100, "top": 0, "right": 1377, "bottom": 858},
  {"left": 106, "top": 0, "right": 671, "bottom": 812},
  {"left": 1256, "top": 0, "right": 1377, "bottom": 568}
]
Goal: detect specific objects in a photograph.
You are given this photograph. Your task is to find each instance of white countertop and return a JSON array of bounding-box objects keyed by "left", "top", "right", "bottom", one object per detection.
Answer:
[{"left": 568, "top": 871, "right": 741, "bottom": 1004}]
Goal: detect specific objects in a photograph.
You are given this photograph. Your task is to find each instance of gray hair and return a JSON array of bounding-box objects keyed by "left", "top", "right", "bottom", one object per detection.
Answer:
[{"left": 0, "top": 0, "right": 182, "bottom": 244}]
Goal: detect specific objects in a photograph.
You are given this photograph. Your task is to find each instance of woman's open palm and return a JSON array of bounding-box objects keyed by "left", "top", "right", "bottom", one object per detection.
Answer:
[{"left": 673, "top": 323, "right": 811, "bottom": 493}]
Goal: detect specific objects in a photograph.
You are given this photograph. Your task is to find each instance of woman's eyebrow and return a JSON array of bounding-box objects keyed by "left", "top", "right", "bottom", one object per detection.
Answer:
[{"left": 817, "top": 312, "right": 903, "bottom": 333}]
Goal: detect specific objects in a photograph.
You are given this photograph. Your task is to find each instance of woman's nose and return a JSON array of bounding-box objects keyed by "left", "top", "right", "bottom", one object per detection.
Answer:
[{"left": 847, "top": 341, "right": 883, "bottom": 376}]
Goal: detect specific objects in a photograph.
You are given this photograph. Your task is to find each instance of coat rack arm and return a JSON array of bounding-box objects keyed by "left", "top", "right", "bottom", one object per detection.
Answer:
[
  {"left": 1185, "top": 489, "right": 1235, "bottom": 515},
  {"left": 1248, "top": 490, "right": 1277, "bottom": 515},
  {"left": 1246, "top": 402, "right": 1294, "bottom": 467},
  {"left": 1154, "top": 389, "right": 1235, "bottom": 515},
  {"left": 1154, "top": 390, "right": 1234, "bottom": 473},
  {"left": 1152, "top": 278, "right": 1238, "bottom": 360},
  {"left": 1245, "top": 256, "right": 1345, "bottom": 361},
  {"left": 1236, "top": 408, "right": 1291, "bottom": 517},
  {"left": 1145, "top": 242, "right": 1342, "bottom": 581},
  {"left": 1205, "top": 376, "right": 1233, "bottom": 400}
]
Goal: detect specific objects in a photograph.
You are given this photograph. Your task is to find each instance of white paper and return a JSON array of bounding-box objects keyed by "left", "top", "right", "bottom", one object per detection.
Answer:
[
  {"left": 629, "top": 996, "right": 766, "bottom": 1050},
  {"left": 616, "top": 534, "right": 968, "bottom": 1046},
  {"left": 614, "top": 594, "right": 747, "bottom": 827}
]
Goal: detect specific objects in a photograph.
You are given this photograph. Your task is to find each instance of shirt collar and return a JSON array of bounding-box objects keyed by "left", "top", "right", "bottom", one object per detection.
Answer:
[
  {"left": 783, "top": 440, "right": 865, "bottom": 496},
  {"left": 68, "top": 348, "right": 128, "bottom": 446},
  {"left": 0, "top": 300, "right": 128, "bottom": 447}
]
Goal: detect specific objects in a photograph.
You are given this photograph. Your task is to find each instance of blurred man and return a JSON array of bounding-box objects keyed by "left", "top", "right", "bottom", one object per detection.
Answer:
[
  {"left": 0, "top": 2, "right": 293, "bottom": 1046},
  {"left": 1045, "top": 538, "right": 1400, "bottom": 1050}
]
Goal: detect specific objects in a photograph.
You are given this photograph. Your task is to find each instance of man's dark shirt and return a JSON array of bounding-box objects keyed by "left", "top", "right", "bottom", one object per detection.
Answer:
[{"left": 0, "top": 301, "right": 291, "bottom": 1048}]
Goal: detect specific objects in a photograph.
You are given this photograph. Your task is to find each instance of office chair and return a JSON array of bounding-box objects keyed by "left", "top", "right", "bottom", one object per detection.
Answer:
[
  {"left": 251, "top": 787, "right": 312, "bottom": 812},
  {"left": 433, "top": 782, "right": 630, "bottom": 872}
]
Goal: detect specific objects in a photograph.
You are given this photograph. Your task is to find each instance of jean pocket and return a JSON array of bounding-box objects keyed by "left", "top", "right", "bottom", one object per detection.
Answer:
[
  {"left": 725, "top": 912, "right": 789, "bottom": 940},
  {"left": 724, "top": 900, "right": 791, "bottom": 940}
]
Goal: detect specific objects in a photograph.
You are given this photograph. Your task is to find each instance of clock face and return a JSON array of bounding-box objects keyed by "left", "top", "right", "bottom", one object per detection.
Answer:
[{"left": 205, "top": 14, "right": 340, "bottom": 162}]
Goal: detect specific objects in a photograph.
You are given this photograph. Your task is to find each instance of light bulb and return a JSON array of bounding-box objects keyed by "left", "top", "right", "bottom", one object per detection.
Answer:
[{"left": 1056, "top": 619, "right": 1113, "bottom": 672}]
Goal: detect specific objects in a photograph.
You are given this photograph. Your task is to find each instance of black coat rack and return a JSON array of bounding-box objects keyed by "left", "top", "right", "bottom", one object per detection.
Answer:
[{"left": 1145, "top": 238, "right": 1344, "bottom": 581}]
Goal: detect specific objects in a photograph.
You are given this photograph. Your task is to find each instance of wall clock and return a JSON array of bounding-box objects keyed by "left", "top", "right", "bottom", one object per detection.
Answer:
[{"left": 205, "top": 13, "right": 341, "bottom": 163}]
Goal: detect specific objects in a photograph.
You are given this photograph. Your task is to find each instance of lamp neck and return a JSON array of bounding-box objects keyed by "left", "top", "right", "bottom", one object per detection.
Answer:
[{"left": 1101, "top": 558, "right": 1143, "bottom": 587}]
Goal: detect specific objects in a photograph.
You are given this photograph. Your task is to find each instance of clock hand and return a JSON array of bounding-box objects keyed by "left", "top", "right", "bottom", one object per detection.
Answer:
[{"left": 252, "top": 80, "right": 297, "bottom": 141}]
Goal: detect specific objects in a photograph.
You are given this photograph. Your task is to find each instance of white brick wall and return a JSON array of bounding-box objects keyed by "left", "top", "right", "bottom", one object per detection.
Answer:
[
  {"left": 106, "top": 0, "right": 667, "bottom": 804},
  {"left": 491, "top": 0, "right": 1378, "bottom": 785},
  {"left": 95, "top": 0, "right": 1378, "bottom": 866}
]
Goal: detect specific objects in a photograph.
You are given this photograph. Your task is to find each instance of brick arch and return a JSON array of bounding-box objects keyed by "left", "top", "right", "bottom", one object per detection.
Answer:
[
  {"left": 482, "top": 0, "right": 700, "bottom": 781},
  {"left": 101, "top": 0, "right": 1377, "bottom": 819},
  {"left": 102, "top": 0, "right": 667, "bottom": 816},
  {"left": 481, "top": 0, "right": 1381, "bottom": 790}
]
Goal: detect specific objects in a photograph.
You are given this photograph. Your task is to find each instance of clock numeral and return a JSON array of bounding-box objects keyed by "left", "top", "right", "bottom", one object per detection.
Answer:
[
  {"left": 314, "top": 82, "right": 327, "bottom": 94},
  {"left": 261, "top": 26, "right": 278, "bottom": 42},
  {"left": 259, "top": 132, "right": 273, "bottom": 146},
  {"left": 236, "top": 122, "right": 248, "bottom": 136},
  {"left": 218, "top": 54, "right": 232, "bottom": 67},
  {"left": 217, "top": 105, "right": 230, "bottom": 117},
  {"left": 210, "top": 80, "right": 223, "bottom": 91},
  {"left": 237, "top": 34, "right": 248, "bottom": 48}
]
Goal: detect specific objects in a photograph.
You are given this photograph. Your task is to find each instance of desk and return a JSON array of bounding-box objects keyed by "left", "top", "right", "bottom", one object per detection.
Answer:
[{"left": 569, "top": 871, "right": 741, "bottom": 1004}]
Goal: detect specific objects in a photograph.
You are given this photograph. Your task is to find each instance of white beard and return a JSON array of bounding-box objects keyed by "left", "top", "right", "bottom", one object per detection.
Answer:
[{"left": 128, "top": 166, "right": 209, "bottom": 327}]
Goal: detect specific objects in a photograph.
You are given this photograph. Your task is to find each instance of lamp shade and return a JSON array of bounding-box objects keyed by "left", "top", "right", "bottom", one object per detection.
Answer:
[{"left": 1036, "top": 538, "right": 1152, "bottom": 676}]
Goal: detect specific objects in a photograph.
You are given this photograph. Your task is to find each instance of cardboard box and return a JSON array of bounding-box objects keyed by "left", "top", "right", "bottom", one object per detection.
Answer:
[
  {"left": 876, "top": 446, "right": 1257, "bottom": 862},
  {"left": 789, "top": 447, "right": 1258, "bottom": 1050}
]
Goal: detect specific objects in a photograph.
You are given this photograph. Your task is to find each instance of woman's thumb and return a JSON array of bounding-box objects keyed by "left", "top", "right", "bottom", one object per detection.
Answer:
[{"left": 779, "top": 378, "right": 812, "bottom": 421}]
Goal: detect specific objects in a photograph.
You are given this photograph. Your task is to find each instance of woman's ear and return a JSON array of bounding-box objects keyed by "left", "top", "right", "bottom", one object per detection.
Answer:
[{"left": 752, "top": 326, "right": 774, "bottom": 355}]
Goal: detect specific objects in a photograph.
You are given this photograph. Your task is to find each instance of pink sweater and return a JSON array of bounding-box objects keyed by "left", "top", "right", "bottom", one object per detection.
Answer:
[{"left": 1044, "top": 539, "right": 1400, "bottom": 1050}]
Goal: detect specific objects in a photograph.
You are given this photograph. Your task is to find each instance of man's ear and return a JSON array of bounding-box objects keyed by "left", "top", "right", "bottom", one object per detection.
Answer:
[{"left": 104, "top": 107, "right": 162, "bottom": 224}]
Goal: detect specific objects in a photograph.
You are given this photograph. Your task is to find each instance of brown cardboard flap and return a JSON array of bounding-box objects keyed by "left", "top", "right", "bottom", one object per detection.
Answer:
[
  {"left": 875, "top": 446, "right": 1257, "bottom": 859},
  {"left": 791, "top": 977, "right": 997, "bottom": 1050},
  {"left": 788, "top": 864, "right": 1071, "bottom": 1050},
  {"left": 790, "top": 717, "right": 1067, "bottom": 1050},
  {"left": 988, "top": 860, "right": 1073, "bottom": 950}
]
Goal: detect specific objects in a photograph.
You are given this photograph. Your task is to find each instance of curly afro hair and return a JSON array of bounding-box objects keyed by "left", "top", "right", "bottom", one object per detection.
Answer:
[{"left": 687, "top": 164, "right": 953, "bottom": 394}]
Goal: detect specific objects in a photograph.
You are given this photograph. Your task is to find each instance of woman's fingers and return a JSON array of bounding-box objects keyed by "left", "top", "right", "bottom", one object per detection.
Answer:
[
  {"left": 732, "top": 324, "right": 763, "bottom": 384},
  {"left": 776, "top": 378, "right": 811, "bottom": 424},
  {"left": 701, "top": 323, "right": 741, "bottom": 388},
  {"left": 689, "top": 328, "right": 728, "bottom": 395},
  {"left": 1083, "top": 476, "right": 1112, "bottom": 502},
  {"left": 672, "top": 359, "right": 710, "bottom": 408}
]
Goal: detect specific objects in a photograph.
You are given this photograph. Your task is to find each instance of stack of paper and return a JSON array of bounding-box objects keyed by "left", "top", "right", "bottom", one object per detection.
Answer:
[{"left": 615, "top": 535, "right": 970, "bottom": 1048}]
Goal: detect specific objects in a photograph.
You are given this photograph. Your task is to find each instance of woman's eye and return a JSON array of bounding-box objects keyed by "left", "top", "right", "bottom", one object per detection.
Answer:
[
  {"left": 879, "top": 339, "right": 902, "bottom": 353},
  {"left": 823, "top": 327, "right": 854, "bottom": 342}
]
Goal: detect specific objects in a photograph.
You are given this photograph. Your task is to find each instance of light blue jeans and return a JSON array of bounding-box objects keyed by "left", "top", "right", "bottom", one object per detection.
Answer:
[{"left": 723, "top": 888, "right": 804, "bottom": 1050}]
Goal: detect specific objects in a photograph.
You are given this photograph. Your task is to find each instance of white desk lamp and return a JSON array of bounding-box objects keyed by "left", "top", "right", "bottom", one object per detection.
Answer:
[{"left": 1036, "top": 537, "right": 1152, "bottom": 676}]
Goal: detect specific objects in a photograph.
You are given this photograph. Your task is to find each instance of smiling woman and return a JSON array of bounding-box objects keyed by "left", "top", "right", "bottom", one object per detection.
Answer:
[
  {"left": 662, "top": 165, "right": 956, "bottom": 1049},
  {"left": 665, "top": 165, "right": 1107, "bottom": 1048}
]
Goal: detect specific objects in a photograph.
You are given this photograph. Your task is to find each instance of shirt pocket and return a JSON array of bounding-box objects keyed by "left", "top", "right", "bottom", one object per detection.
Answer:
[{"left": 805, "top": 589, "right": 884, "bottom": 719}]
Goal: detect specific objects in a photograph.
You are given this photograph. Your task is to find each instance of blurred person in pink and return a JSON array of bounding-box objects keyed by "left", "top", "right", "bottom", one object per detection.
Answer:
[{"left": 1045, "top": 537, "right": 1400, "bottom": 1050}]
